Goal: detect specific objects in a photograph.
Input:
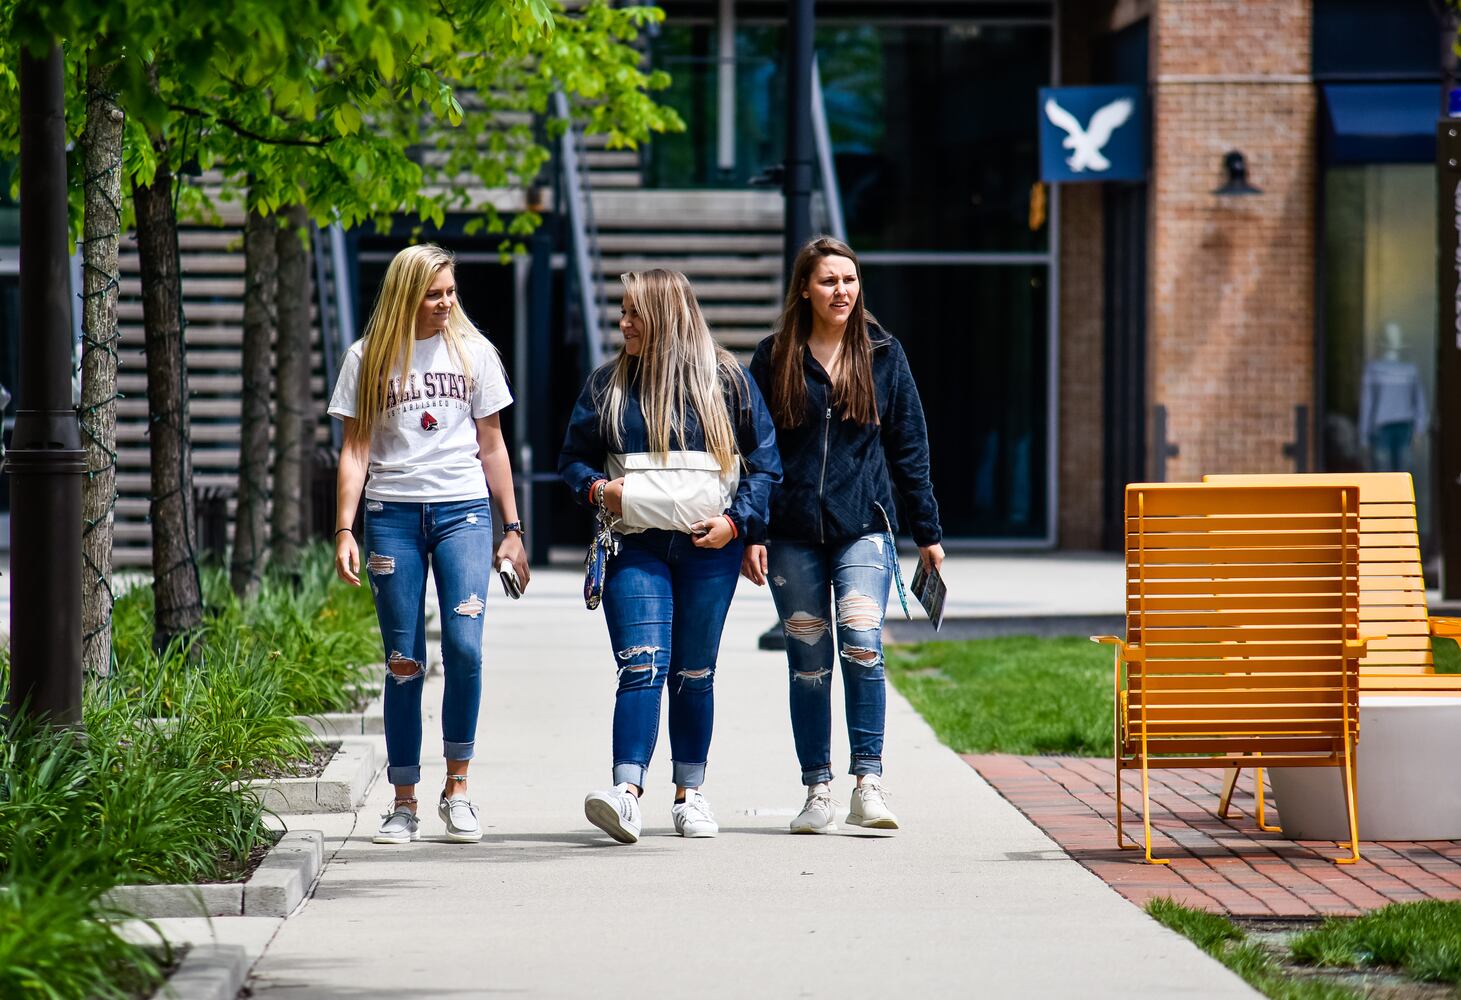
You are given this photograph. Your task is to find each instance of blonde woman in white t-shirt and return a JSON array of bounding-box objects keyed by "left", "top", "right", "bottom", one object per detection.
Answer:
[{"left": 328, "top": 243, "right": 529, "bottom": 845}]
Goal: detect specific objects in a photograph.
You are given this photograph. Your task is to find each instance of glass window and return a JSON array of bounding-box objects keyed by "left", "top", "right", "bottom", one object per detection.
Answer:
[
  {"left": 820, "top": 22, "right": 1050, "bottom": 252},
  {"left": 1322, "top": 165, "right": 1438, "bottom": 544},
  {"left": 645, "top": 20, "right": 1051, "bottom": 253},
  {"left": 863, "top": 263, "right": 1048, "bottom": 539}
]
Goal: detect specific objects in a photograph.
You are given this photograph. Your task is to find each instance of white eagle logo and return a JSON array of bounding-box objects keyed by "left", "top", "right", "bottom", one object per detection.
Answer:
[{"left": 1044, "top": 97, "right": 1134, "bottom": 173}]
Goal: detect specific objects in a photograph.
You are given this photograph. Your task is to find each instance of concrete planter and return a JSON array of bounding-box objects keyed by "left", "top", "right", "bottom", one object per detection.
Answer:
[
  {"left": 145, "top": 943, "right": 250, "bottom": 1000},
  {"left": 249, "top": 740, "right": 379, "bottom": 814},
  {"left": 293, "top": 687, "right": 385, "bottom": 738},
  {"left": 106, "top": 830, "right": 324, "bottom": 919},
  {"left": 1268, "top": 695, "right": 1461, "bottom": 841}
]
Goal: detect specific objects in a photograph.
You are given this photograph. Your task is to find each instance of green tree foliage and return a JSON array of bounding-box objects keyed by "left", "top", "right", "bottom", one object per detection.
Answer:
[{"left": 0, "top": 0, "right": 681, "bottom": 241}]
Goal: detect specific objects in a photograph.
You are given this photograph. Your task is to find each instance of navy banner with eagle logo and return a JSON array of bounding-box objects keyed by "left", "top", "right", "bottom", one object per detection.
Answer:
[{"left": 1038, "top": 85, "right": 1146, "bottom": 183}]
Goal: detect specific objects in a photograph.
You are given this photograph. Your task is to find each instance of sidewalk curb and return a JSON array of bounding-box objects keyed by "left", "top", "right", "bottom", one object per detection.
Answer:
[
  {"left": 146, "top": 943, "right": 249, "bottom": 1000},
  {"left": 106, "top": 830, "right": 324, "bottom": 918},
  {"left": 253, "top": 740, "right": 379, "bottom": 814},
  {"left": 293, "top": 690, "right": 385, "bottom": 738},
  {"left": 106, "top": 830, "right": 325, "bottom": 919}
]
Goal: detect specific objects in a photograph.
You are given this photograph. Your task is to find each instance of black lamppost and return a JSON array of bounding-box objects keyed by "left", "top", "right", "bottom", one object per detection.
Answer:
[
  {"left": 7, "top": 42, "right": 86, "bottom": 724},
  {"left": 783, "top": 0, "right": 814, "bottom": 284}
]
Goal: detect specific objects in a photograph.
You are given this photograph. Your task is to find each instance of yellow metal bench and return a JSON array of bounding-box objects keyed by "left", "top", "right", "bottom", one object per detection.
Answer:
[
  {"left": 1093, "top": 482, "right": 1371, "bottom": 865},
  {"left": 1202, "top": 473, "right": 1460, "bottom": 825}
]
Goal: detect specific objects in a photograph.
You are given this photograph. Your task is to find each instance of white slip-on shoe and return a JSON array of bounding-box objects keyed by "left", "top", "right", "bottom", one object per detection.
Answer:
[
  {"left": 373, "top": 805, "right": 421, "bottom": 845},
  {"left": 671, "top": 789, "right": 719, "bottom": 838},
  {"left": 846, "top": 776, "right": 899, "bottom": 830},
  {"left": 585, "top": 782, "right": 642, "bottom": 844},
  {"left": 438, "top": 795, "right": 483, "bottom": 843},
  {"left": 789, "top": 783, "right": 838, "bottom": 834}
]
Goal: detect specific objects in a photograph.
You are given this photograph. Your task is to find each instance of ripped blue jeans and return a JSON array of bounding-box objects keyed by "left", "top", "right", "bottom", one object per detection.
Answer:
[
  {"left": 364, "top": 497, "right": 493, "bottom": 786},
  {"left": 601, "top": 529, "right": 743, "bottom": 790},
  {"left": 767, "top": 535, "right": 893, "bottom": 785}
]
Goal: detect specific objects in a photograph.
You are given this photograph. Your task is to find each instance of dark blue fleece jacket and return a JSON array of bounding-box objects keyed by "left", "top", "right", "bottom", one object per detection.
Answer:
[{"left": 748, "top": 326, "right": 941, "bottom": 547}]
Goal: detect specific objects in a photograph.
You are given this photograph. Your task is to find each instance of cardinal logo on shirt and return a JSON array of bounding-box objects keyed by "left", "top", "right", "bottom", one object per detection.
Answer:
[{"left": 420, "top": 412, "right": 439, "bottom": 431}]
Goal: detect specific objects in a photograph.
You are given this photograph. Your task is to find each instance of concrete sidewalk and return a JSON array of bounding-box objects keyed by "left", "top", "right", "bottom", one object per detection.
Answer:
[{"left": 242, "top": 565, "right": 1252, "bottom": 998}]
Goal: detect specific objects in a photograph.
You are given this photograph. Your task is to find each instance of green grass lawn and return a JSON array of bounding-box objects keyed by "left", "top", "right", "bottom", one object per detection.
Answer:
[
  {"left": 886, "top": 636, "right": 1461, "bottom": 759},
  {"left": 1149, "top": 897, "right": 1461, "bottom": 998},
  {"left": 886, "top": 636, "right": 1113, "bottom": 756},
  {"left": 1291, "top": 900, "right": 1461, "bottom": 986}
]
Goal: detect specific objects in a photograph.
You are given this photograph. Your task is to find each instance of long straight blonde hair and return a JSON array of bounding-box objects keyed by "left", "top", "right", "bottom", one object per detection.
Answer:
[
  {"left": 597, "top": 269, "right": 745, "bottom": 474},
  {"left": 347, "top": 244, "right": 495, "bottom": 444}
]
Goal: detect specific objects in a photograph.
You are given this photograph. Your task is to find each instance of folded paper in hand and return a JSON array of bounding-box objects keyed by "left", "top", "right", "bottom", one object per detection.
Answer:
[{"left": 910, "top": 560, "right": 947, "bottom": 632}]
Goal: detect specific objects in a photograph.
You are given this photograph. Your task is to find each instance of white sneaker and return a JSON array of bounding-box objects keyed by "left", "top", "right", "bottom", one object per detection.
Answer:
[
  {"left": 585, "top": 783, "right": 642, "bottom": 844},
  {"left": 438, "top": 795, "right": 483, "bottom": 842},
  {"left": 846, "top": 776, "right": 899, "bottom": 830},
  {"left": 671, "top": 789, "right": 719, "bottom": 838},
  {"left": 373, "top": 805, "right": 421, "bottom": 845},
  {"left": 790, "top": 783, "right": 838, "bottom": 834}
]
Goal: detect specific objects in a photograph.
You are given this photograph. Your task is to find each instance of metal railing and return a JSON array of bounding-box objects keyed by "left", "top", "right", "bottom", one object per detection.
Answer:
[
  {"left": 810, "top": 56, "right": 846, "bottom": 243},
  {"left": 553, "top": 90, "right": 605, "bottom": 371}
]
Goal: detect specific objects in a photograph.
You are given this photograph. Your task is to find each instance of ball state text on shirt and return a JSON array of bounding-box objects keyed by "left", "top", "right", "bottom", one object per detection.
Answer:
[{"left": 383, "top": 371, "right": 477, "bottom": 411}]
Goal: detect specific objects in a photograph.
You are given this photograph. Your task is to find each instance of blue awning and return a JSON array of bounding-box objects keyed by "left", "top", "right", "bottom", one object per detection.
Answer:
[{"left": 1322, "top": 83, "right": 1441, "bottom": 165}]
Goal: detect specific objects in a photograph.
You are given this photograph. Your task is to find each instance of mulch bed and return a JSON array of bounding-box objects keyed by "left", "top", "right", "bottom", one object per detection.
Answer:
[
  {"left": 254, "top": 742, "right": 337, "bottom": 781},
  {"left": 967, "top": 754, "right": 1461, "bottom": 917}
]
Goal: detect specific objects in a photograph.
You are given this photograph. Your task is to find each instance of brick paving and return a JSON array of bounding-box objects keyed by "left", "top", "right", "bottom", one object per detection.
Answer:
[{"left": 966, "top": 754, "right": 1461, "bottom": 918}]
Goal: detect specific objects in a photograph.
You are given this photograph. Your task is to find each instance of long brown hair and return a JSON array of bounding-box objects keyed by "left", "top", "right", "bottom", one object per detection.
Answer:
[{"left": 768, "top": 236, "right": 878, "bottom": 428}]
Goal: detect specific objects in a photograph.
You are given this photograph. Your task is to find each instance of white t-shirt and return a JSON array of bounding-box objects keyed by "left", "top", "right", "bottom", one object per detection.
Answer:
[{"left": 327, "top": 332, "right": 512, "bottom": 501}]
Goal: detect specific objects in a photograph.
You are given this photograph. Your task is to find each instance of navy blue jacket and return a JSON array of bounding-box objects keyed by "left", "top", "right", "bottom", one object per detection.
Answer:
[
  {"left": 558, "top": 361, "right": 782, "bottom": 544},
  {"left": 749, "top": 326, "right": 941, "bottom": 547}
]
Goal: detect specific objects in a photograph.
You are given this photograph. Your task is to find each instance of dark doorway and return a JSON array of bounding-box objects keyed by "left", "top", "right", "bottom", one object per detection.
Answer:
[{"left": 1100, "top": 181, "right": 1147, "bottom": 550}]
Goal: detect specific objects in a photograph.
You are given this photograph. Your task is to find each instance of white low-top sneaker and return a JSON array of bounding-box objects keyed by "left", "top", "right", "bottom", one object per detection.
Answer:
[
  {"left": 438, "top": 795, "right": 483, "bottom": 842},
  {"left": 373, "top": 805, "right": 421, "bottom": 844},
  {"left": 585, "top": 783, "right": 642, "bottom": 844},
  {"left": 671, "top": 789, "right": 719, "bottom": 838},
  {"left": 846, "top": 776, "right": 899, "bottom": 830},
  {"left": 789, "top": 783, "right": 838, "bottom": 834}
]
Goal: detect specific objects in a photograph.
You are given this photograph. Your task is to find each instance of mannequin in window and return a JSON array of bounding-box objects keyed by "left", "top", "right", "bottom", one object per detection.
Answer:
[{"left": 1359, "top": 322, "right": 1427, "bottom": 473}]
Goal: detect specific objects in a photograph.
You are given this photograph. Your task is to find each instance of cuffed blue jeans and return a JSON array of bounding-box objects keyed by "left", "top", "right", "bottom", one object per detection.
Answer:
[
  {"left": 364, "top": 497, "right": 493, "bottom": 786},
  {"left": 767, "top": 535, "right": 893, "bottom": 785},
  {"left": 601, "top": 529, "right": 743, "bottom": 790}
]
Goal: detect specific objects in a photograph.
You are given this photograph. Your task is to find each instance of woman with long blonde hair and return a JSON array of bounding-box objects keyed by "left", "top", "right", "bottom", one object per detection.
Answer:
[
  {"left": 745, "top": 236, "right": 943, "bottom": 834},
  {"left": 329, "top": 243, "right": 529, "bottom": 845},
  {"left": 559, "top": 269, "right": 780, "bottom": 843}
]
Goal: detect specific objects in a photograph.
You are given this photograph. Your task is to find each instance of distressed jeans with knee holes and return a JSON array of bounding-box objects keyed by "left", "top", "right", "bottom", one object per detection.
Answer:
[
  {"left": 767, "top": 535, "right": 893, "bottom": 785},
  {"left": 364, "top": 497, "right": 493, "bottom": 786},
  {"left": 601, "top": 529, "right": 743, "bottom": 790}
]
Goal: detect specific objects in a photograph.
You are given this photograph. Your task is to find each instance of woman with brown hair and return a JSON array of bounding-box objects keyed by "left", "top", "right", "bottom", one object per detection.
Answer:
[{"left": 745, "top": 236, "right": 943, "bottom": 834}]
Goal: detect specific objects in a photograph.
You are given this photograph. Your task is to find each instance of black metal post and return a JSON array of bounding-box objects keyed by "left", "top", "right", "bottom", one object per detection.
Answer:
[
  {"left": 526, "top": 224, "right": 555, "bottom": 566},
  {"left": 8, "top": 43, "right": 86, "bottom": 724},
  {"left": 1437, "top": 120, "right": 1461, "bottom": 601},
  {"left": 783, "top": 0, "right": 815, "bottom": 284}
]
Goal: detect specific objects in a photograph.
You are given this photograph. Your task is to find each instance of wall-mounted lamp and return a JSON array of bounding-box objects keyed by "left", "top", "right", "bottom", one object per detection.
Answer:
[{"left": 1213, "top": 150, "right": 1261, "bottom": 196}]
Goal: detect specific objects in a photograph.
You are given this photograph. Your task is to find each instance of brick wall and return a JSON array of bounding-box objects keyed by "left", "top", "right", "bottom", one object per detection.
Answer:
[
  {"left": 1147, "top": 0, "right": 1316, "bottom": 481},
  {"left": 1056, "top": 0, "right": 1108, "bottom": 549}
]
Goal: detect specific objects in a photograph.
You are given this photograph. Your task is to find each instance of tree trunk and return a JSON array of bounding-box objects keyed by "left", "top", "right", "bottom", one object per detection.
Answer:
[
  {"left": 231, "top": 206, "right": 277, "bottom": 599},
  {"left": 79, "top": 60, "right": 124, "bottom": 677},
  {"left": 134, "top": 158, "right": 202, "bottom": 649},
  {"left": 271, "top": 204, "right": 314, "bottom": 569}
]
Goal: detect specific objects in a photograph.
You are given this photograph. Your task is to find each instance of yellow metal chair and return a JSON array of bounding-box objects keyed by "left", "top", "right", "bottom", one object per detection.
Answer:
[
  {"left": 1094, "top": 482, "right": 1372, "bottom": 865},
  {"left": 1203, "top": 473, "right": 1461, "bottom": 824}
]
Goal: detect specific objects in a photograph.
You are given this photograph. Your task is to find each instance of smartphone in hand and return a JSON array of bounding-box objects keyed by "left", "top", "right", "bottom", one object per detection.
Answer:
[{"left": 497, "top": 558, "right": 524, "bottom": 600}]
